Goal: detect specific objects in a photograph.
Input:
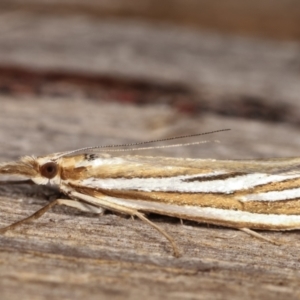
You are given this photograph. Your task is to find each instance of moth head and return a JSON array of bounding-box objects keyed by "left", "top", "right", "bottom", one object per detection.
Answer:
[
  {"left": 34, "top": 156, "right": 61, "bottom": 185},
  {"left": 39, "top": 161, "right": 59, "bottom": 179},
  {"left": 0, "top": 155, "right": 61, "bottom": 185},
  {"left": 0, "top": 156, "right": 40, "bottom": 178}
]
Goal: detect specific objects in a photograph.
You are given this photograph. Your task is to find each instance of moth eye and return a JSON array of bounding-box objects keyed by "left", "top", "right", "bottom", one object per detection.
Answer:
[{"left": 40, "top": 162, "right": 58, "bottom": 179}]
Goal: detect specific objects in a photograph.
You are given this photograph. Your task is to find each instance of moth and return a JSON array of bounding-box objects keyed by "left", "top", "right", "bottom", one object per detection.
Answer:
[{"left": 1, "top": 129, "right": 300, "bottom": 257}]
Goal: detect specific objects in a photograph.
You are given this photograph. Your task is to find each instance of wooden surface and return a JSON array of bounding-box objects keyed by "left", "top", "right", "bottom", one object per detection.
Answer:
[{"left": 1, "top": 10, "right": 300, "bottom": 300}]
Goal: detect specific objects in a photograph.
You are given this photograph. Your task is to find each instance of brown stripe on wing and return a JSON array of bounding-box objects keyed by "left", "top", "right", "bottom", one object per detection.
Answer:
[
  {"left": 67, "top": 182, "right": 300, "bottom": 215},
  {"left": 239, "top": 177, "right": 300, "bottom": 194},
  {"left": 182, "top": 172, "right": 247, "bottom": 182},
  {"left": 63, "top": 163, "right": 220, "bottom": 180}
]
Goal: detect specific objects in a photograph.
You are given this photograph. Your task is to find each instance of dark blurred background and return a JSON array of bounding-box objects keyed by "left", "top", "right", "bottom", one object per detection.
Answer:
[{"left": 2, "top": 0, "right": 300, "bottom": 40}]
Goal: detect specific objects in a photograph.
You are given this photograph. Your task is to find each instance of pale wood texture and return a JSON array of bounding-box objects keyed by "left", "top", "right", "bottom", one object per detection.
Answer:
[{"left": 1, "top": 9, "right": 300, "bottom": 300}]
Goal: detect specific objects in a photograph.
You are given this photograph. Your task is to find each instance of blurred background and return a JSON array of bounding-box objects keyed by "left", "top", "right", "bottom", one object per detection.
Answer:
[{"left": 1, "top": 0, "right": 300, "bottom": 159}]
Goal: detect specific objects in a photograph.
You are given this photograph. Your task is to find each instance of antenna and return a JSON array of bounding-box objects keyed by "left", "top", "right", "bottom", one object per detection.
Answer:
[{"left": 57, "top": 128, "right": 230, "bottom": 158}]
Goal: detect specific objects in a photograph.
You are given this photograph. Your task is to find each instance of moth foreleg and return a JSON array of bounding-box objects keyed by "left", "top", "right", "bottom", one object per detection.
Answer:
[
  {"left": 0, "top": 199, "right": 104, "bottom": 234},
  {"left": 0, "top": 198, "right": 60, "bottom": 234}
]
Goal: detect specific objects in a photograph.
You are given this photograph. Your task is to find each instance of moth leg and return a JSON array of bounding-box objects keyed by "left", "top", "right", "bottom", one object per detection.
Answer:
[
  {"left": 134, "top": 212, "right": 180, "bottom": 257},
  {"left": 70, "top": 191, "right": 180, "bottom": 257},
  {"left": 57, "top": 199, "right": 105, "bottom": 214},
  {"left": 0, "top": 199, "right": 104, "bottom": 234},
  {"left": 0, "top": 179, "right": 34, "bottom": 185},
  {"left": 239, "top": 228, "right": 282, "bottom": 245},
  {"left": 0, "top": 198, "right": 60, "bottom": 234}
]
